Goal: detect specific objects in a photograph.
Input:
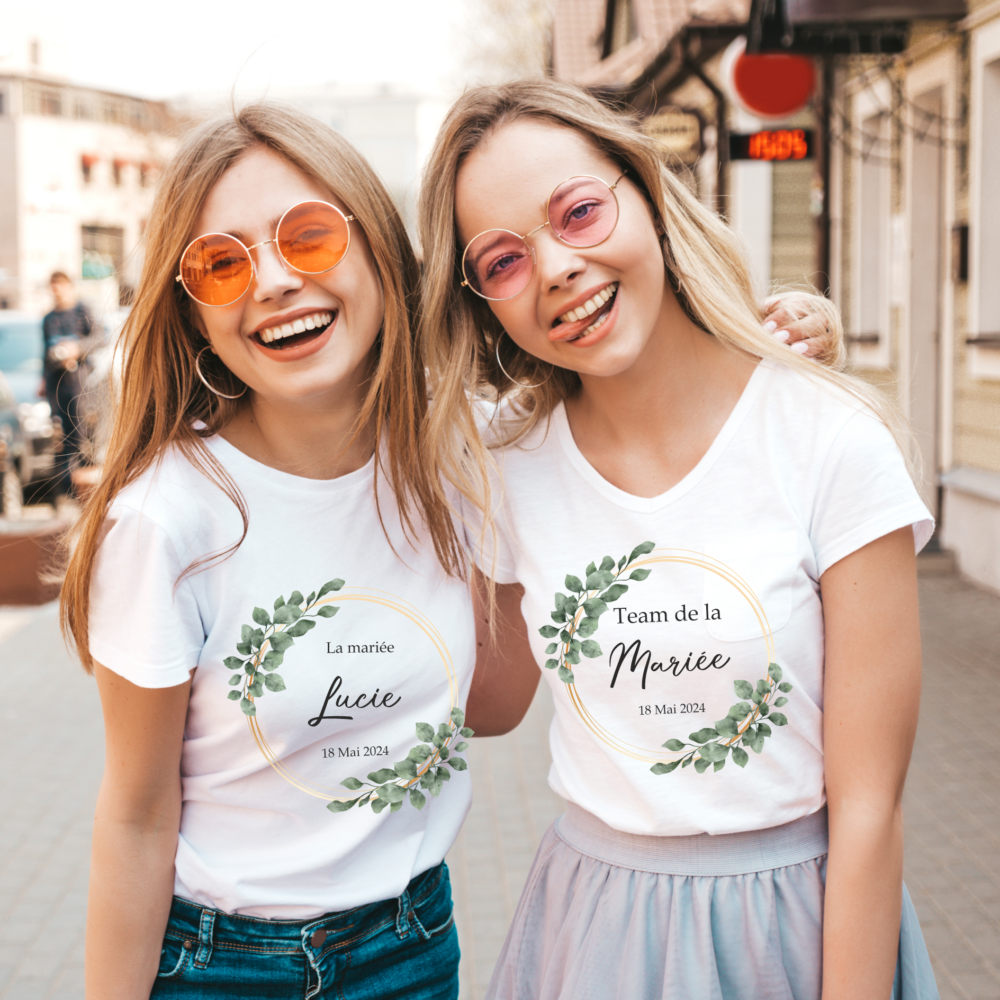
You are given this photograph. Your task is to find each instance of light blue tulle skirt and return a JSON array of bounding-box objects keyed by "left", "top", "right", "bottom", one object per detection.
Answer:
[{"left": 485, "top": 804, "right": 938, "bottom": 1000}]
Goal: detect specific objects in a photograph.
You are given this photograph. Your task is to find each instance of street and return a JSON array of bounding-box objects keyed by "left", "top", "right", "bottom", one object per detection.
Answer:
[{"left": 0, "top": 574, "right": 998, "bottom": 999}]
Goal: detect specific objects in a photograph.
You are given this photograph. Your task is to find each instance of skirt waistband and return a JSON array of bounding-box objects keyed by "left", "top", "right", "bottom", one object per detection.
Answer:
[{"left": 555, "top": 804, "right": 829, "bottom": 877}]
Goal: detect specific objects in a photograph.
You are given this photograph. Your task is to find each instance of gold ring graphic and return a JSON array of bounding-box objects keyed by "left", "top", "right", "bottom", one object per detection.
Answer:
[
  {"left": 246, "top": 587, "right": 457, "bottom": 802},
  {"left": 565, "top": 548, "right": 774, "bottom": 763}
]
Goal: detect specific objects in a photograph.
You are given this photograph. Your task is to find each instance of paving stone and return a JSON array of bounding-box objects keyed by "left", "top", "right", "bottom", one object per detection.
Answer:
[{"left": 3, "top": 577, "right": 1000, "bottom": 999}]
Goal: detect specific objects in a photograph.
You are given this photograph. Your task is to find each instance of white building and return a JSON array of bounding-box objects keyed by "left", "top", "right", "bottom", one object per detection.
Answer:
[
  {"left": 175, "top": 83, "right": 448, "bottom": 239},
  {"left": 0, "top": 72, "right": 174, "bottom": 316}
]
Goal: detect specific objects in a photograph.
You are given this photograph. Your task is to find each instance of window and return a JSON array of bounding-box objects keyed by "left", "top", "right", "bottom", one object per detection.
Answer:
[
  {"left": 850, "top": 84, "right": 893, "bottom": 368},
  {"left": 602, "top": 0, "right": 639, "bottom": 58},
  {"left": 81, "top": 226, "right": 123, "bottom": 280},
  {"left": 81, "top": 155, "right": 97, "bottom": 184},
  {"left": 969, "top": 30, "right": 1000, "bottom": 378}
]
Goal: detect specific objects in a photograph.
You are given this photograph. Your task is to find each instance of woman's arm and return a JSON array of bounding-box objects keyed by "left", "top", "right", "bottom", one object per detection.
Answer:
[
  {"left": 86, "top": 664, "right": 191, "bottom": 1000},
  {"left": 465, "top": 568, "right": 540, "bottom": 736},
  {"left": 820, "top": 526, "right": 922, "bottom": 1000}
]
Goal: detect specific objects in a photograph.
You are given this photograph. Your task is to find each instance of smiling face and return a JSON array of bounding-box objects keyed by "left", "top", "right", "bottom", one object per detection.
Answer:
[
  {"left": 189, "top": 146, "right": 384, "bottom": 405},
  {"left": 454, "top": 120, "right": 672, "bottom": 379}
]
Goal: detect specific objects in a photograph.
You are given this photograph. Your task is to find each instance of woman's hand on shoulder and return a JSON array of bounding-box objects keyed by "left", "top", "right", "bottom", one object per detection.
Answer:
[{"left": 762, "top": 291, "right": 845, "bottom": 367}]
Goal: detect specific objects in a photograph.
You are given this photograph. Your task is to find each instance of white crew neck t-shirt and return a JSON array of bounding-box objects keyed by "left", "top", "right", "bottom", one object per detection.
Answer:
[
  {"left": 475, "top": 359, "right": 932, "bottom": 838},
  {"left": 90, "top": 435, "right": 475, "bottom": 918}
]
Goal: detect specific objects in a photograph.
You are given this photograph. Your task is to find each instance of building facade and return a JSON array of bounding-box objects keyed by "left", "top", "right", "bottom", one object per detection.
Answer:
[
  {"left": 0, "top": 74, "right": 174, "bottom": 316},
  {"left": 831, "top": 8, "right": 1000, "bottom": 592},
  {"left": 552, "top": 0, "right": 1000, "bottom": 594}
]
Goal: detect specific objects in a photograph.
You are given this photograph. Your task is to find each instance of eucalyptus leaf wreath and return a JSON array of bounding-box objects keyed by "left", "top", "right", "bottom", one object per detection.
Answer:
[
  {"left": 537, "top": 542, "right": 792, "bottom": 775},
  {"left": 226, "top": 578, "right": 473, "bottom": 814}
]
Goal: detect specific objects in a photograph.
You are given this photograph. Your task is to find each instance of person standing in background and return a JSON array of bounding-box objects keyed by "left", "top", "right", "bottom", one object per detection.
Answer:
[{"left": 42, "top": 271, "right": 98, "bottom": 504}]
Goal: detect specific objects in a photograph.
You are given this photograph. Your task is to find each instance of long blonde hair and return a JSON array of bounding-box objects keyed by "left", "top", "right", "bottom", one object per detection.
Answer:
[
  {"left": 62, "top": 103, "right": 464, "bottom": 672},
  {"left": 418, "top": 80, "right": 917, "bottom": 483}
]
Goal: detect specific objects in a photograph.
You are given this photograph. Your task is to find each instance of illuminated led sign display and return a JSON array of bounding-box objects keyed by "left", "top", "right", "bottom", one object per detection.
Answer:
[{"left": 729, "top": 129, "right": 814, "bottom": 161}]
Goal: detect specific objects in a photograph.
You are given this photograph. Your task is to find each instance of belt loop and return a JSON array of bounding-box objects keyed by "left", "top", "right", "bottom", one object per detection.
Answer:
[
  {"left": 194, "top": 907, "right": 216, "bottom": 968},
  {"left": 395, "top": 889, "right": 412, "bottom": 939}
]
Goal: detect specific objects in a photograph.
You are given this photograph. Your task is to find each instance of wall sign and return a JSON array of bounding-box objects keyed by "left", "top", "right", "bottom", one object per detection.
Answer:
[{"left": 729, "top": 129, "right": 814, "bottom": 162}]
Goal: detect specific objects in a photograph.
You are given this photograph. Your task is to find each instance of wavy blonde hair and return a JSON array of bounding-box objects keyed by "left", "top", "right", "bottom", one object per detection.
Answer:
[
  {"left": 418, "top": 79, "right": 918, "bottom": 491},
  {"left": 62, "top": 103, "right": 464, "bottom": 672}
]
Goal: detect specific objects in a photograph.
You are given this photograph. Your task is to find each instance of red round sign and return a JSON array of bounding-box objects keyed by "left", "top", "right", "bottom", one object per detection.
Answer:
[
  {"left": 728, "top": 43, "right": 816, "bottom": 120},
  {"left": 722, "top": 35, "right": 816, "bottom": 120}
]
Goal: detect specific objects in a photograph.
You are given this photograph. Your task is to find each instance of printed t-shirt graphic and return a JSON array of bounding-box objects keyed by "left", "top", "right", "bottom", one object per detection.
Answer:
[
  {"left": 537, "top": 542, "right": 792, "bottom": 775},
  {"left": 89, "top": 436, "right": 475, "bottom": 918},
  {"left": 225, "top": 577, "right": 472, "bottom": 815},
  {"left": 471, "top": 359, "right": 933, "bottom": 838}
]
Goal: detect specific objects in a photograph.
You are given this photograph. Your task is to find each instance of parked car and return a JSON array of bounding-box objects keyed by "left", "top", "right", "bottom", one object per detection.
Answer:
[
  {"left": 0, "top": 311, "right": 58, "bottom": 488},
  {"left": 0, "top": 369, "right": 25, "bottom": 517}
]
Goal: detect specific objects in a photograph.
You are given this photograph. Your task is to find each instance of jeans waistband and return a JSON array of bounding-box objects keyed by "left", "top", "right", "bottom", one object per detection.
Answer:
[
  {"left": 555, "top": 805, "right": 829, "bottom": 877},
  {"left": 163, "top": 861, "right": 448, "bottom": 960}
]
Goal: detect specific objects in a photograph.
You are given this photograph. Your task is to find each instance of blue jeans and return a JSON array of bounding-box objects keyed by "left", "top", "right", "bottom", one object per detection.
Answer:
[{"left": 150, "top": 862, "right": 459, "bottom": 999}]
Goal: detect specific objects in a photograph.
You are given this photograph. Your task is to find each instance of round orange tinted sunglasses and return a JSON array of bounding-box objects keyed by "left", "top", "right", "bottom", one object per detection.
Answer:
[{"left": 175, "top": 200, "right": 355, "bottom": 307}]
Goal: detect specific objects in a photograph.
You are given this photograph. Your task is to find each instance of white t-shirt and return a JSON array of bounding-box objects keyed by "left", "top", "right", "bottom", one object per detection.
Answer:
[
  {"left": 90, "top": 435, "right": 475, "bottom": 918},
  {"left": 475, "top": 360, "right": 932, "bottom": 837}
]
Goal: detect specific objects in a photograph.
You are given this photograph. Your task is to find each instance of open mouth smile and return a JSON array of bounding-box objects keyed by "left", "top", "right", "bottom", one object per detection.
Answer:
[
  {"left": 253, "top": 310, "right": 335, "bottom": 351},
  {"left": 551, "top": 283, "right": 618, "bottom": 343}
]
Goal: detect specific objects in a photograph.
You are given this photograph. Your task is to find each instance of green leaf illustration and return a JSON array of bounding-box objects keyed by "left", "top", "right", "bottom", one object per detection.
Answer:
[
  {"left": 223, "top": 656, "right": 244, "bottom": 670},
  {"left": 415, "top": 722, "right": 436, "bottom": 742},
  {"left": 327, "top": 798, "right": 357, "bottom": 812},
  {"left": 580, "top": 639, "right": 602, "bottom": 658},
  {"left": 342, "top": 776, "right": 363, "bottom": 790},
  {"left": 650, "top": 760, "right": 681, "bottom": 774},
  {"left": 558, "top": 666, "right": 575, "bottom": 683},
  {"left": 263, "top": 673, "right": 286, "bottom": 692},
  {"left": 273, "top": 604, "right": 303, "bottom": 625},
  {"left": 734, "top": 679, "right": 754, "bottom": 699},
  {"left": 769, "top": 663, "right": 783, "bottom": 681},
  {"left": 565, "top": 574, "right": 584, "bottom": 593},
  {"left": 368, "top": 768, "right": 398, "bottom": 784},
  {"left": 662, "top": 738, "right": 686, "bottom": 751},
  {"left": 274, "top": 595, "right": 285, "bottom": 610},
  {"left": 409, "top": 789, "right": 427, "bottom": 810},
  {"left": 539, "top": 625, "right": 559, "bottom": 638},
  {"left": 269, "top": 632, "right": 294, "bottom": 653},
  {"left": 285, "top": 619, "right": 316, "bottom": 638},
  {"left": 602, "top": 583, "right": 629, "bottom": 602},
  {"left": 778, "top": 682, "right": 793, "bottom": 692},
  {"left": 628, "top": 568, "right": 651, "bottom": 581},
  {"left": 450, "top": 707, "right": 466, "bottom": 727},
  {"left": 240, "top": 697, "right": 256, "bottom": 716},
  {"left": 689, "top": 728, "right": 719, "bottom": 744},
  {"left": 316, "top": 606, "right": 339, "bottom": 618},
  {"left": 227, "top": 690, "right": 241, "bottom": 700},
  {"left": 770, "top": 713, "right": 788, "bottom": 726},
  {"left": 318, "top": 579, "right": 345, "bottom": 597},
  {"left": 252, "top": 607, "right": 271, "bottom": 626},
  {"left": 629, "top": 541, "right": 656, "bottom": 561},
  {"left": 732, "top": 747, "right": 749, "bottom": 767}
]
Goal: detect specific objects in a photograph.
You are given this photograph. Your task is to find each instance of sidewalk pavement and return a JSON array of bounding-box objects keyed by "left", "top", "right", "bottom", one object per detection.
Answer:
[{"left": 1, "top": 574, "right": 998, "bottom": 999}]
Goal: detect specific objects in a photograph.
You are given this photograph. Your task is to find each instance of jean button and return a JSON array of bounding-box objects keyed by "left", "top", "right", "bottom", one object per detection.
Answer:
[
  {"left": 311, "top": 929, "right": 327, "bottom": 948},
  {"left": 183, "top": 940, "right": 193, "bottom": 950}
]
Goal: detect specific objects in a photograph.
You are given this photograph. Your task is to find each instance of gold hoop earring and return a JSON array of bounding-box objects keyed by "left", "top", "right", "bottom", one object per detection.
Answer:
[
  {"left": 495, "top": 332, "right": 552, "bottom": 389},
  {"left": 195, "top": 346, "right": 247, "bottom": 400}
]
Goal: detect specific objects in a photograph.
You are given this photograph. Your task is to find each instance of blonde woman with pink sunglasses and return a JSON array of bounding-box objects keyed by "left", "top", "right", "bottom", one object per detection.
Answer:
[{"left": 419, "top": 80, "right": 938, "bottom": 1000}]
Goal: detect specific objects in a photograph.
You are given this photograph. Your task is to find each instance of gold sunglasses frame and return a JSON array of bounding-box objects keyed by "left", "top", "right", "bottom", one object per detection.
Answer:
[
  {"left": 460, "top": 171, "right": 626, "bottom": 302},
  {"left": 175, "top": 200, "right": 356, "bottom": 308}
]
